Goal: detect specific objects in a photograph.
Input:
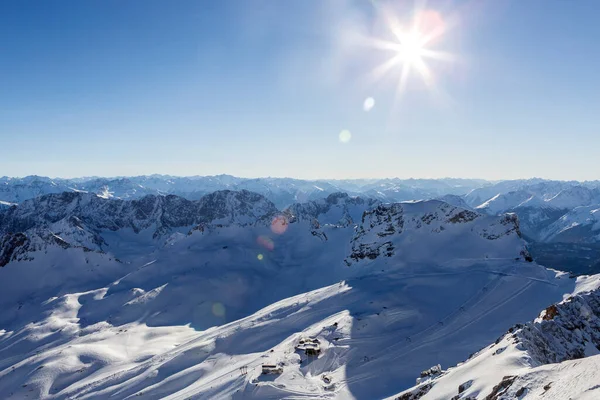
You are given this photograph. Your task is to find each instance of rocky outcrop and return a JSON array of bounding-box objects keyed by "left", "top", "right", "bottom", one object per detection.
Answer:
[
  {"left": 397, "top": 286, "right": 600, "bottom": 399},
  {"left": 283, "top": 192, "right": 378, "bottom": 228},
  {"left": 345, "top": 201, "right": 528, "bottom": 266},
  {"left": 514, "top": 289, "right": 600, "bottom": 365},
  {"left": 0, "top": 190, "right": 278, "bottom": 237},
  {"left": 0, "top": 190, "right": 279, "bottom": 260},
  {"left": 0, "top": 232, "right": 30, "bottom": 267}
]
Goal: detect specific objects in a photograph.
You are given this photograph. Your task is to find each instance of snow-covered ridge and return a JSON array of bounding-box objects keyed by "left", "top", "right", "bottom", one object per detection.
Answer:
[
  {"left": 475, "top": 185, "right": 600, "bottom": 215},
  {"left": 471, "top": 184, "right": 600, "bottom": 244},
  {"left": 283, "top": 192, "right": 379, "bottom": 227},
  {"left": 0, "top": 190, "right": 279, "bottom": 264},
  {"left": 539, "top": 204, "right": 600, "bottom": 243},
  {"left": 394, "top": 275, "right": 600, "bottom": 399},
  {"left": 4, "top": 176, "right": 600, "bottom": 246},
  {"left": 0, "top": 175, "right": 487, "bottom": 208},
  {"left": 0, "top": 190, "right": 277, "bottom": 233},
  {"left": 346, "top": 200, "right": 530, "bottom": 265},
  {"left": 3, "top": 175, "right": 600, "bottom": 211}
]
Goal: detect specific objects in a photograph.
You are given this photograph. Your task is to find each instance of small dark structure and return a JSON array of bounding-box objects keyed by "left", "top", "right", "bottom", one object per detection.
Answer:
[
  {"left": 295, "top": 337, "right": 321, "bottom": 356},
  {"left": 261, "top": 364, "right": 283, "bottom": 375}
]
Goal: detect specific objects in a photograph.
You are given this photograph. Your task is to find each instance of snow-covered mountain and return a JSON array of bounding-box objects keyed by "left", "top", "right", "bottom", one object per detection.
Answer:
[
  {"left": 0, "top": 190, "right": 278, "bottom": 260},
  {"left": 283, "top": 192, "right": 379, "bottom": 227},
  {"left": 463, "top": 180, "right": 597, "bottom": 208},
  {"left": 436, "top": 194, "right": 473, "bottom": 210},
  {"left": 474, "top": 186, "right": 600, "bottom": 216},
  {"left": 539, "top": 205, "right": 600, "bottom": 243},
  {"left": 4, "top": 175, "right": 600, "bottom": 248},
  {"left": 468, "top": 183, "right": 600, "bottom": 247},
  {"left": 1, "top": 189, "right": 596, "bottom": 399},
  {"left": 394, "top": 275, "right": 600, "bottom": 400},
  {"left": 0, "top": 175, "right": 490, "bottom": 209}
]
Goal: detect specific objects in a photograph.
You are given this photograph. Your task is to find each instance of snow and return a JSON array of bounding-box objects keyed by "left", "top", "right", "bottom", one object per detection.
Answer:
[
  {"left": 1, "top": 190, "right": 600, "bottom": 399},
  {"left": 540, "top": 204, "right": 600, "bottom": 242},
  {"left": 392, "top": 276, "right": 600, "bottom": 400}
]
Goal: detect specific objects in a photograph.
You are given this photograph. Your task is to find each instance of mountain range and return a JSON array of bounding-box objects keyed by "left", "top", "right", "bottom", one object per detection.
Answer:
[
  {"left": 3, "top": 175, "right": 600, "bottom": 271},
  {"left": 1, "top": 178, "right": 600, "bottom": 399}
]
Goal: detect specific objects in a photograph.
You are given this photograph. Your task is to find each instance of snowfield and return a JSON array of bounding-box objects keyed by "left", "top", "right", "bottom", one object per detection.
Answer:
[
  {"left": 393, "top": 275, "right": 600, "bottom": 400},
  {"left": 1, "top": 190, "right": 599, "bottom": 399}
]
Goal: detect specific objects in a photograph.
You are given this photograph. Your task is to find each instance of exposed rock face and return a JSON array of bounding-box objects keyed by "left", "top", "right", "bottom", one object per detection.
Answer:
[
  {"left": 0, "top": 191, "right": 532, "bottom": 274},
  {"left": 485, "top": 375, "right": 517, "bottom": 400},
  {"left": 283, "top": 192, "right": 379, "bottom": 227},
  {"left": 395, "top": 383, "right": 433, "bottom": 400},
  {"left": 0, "top": 232, "right": 30, "bottom": 267},
  {"left": 515, "top": 289, "right": 600, "bottom": 365},
  {"left": 0, "top": 190, "right": 277, "bottom": 235},
  {"left": 477, "top": 213, "right": 521, "bottom": 240},
  {"left": 281, "top": 192, "right": 378, "bottom": 243},
  {"left": 0, "top": 190, "right": 279, "bottom": 257},
  {"left": 396, "top": 284, "right": 600, "bottom": 399},
  {"left": 345, "top": 200, "right": 528, "bottom": 266}
]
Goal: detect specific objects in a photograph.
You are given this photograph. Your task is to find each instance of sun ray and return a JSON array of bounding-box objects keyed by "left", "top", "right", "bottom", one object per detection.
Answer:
[
  {"left": 365, "top": 1, "right": 456, "bottom": 100},
  {"left": 419, "top": 49, "right": 457, "bottom": 63},
  {"left": 397, "top": 62, "right": 412, "bottom": 96},
  {"left": 370, "top": 54, "right": 402, "bottom": 82},
  {"left": 413, "top": 57, "right": 434, "bottom": 88}
]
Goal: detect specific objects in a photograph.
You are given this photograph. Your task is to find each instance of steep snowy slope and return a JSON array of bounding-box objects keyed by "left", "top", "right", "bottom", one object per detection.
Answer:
[
  {"left": 468, "top": 181, "right": 600, "bottom": 210},
  {"left": 393, "top": 275, "right": 600, "bottom": 400},
  {"left": 436, "top": 194, "right": 472, "bottom": 210},
  {"left": 539, "top": 205, "right": 600, "bottom": 243},
  {"left": 464, "top": 180, "right": 590, "bottom": 209},
  {"left": 0, "top": 191, "right": 590, "bottom": 399},
  {"left": 475, "top": 191, "right": 543, "bottom": 215},
  {"left": 507, "top": 207, "right": 568, "bottom": 242}
]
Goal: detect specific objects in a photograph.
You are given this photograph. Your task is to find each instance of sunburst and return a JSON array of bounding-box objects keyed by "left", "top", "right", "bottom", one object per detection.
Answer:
[{"left": 367, "top": 4, "right": 456, "bottom": 99}]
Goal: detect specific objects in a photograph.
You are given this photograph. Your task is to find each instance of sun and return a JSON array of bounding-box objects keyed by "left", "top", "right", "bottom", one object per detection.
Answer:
[
  {"left": 367, "top": 5, "right": 456, "bottom": 98},
  {"left": 397, "top": 31, "right": 426, "bottom": 64}
]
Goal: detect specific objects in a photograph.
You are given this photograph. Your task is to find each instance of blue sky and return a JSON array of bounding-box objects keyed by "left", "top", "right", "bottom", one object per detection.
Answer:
[{"left": 1, "top": 0, "right": 599, "bottom": 180}]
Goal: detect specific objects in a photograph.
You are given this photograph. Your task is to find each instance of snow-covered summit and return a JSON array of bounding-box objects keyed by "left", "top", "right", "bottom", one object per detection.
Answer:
[
  {"left": 283, "top": 192, "right": 379, "bottom": 227},
  {"left": 0, "top": 190, "right": 279, "bottom": 262},
  {"left": 346, "top": 200, "right": 529, "bottom": 265}
]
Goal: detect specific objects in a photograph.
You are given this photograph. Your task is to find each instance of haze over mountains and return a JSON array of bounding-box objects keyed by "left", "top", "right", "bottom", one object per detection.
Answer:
[{"left": 1, "top": 176, "right": 600, "bottom": 399}]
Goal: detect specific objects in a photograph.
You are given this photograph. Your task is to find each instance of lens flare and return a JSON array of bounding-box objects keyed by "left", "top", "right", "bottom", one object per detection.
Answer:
[
  {"left": 212, "top": 302, "right": 226, "bottom": 317},
  {"left": 271, "top": 215, "right": 289, "bottom": 235},
  {"left": 257, "top": 235, "right": 275, "bottom": 251},
  {"left": 257, "top": 253, "right": 264, "bottom": 261},
  {"left": 363, "top": 97, "right": 375, "bottom": 111},
  {"left": 339, "top": 129, "right": 352, "bottom": 143}
]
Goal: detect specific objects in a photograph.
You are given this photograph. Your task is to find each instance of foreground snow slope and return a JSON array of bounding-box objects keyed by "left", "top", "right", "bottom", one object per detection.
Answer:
[
  {"left": 0, "top": 262, "right": 580, "bottom": 399},
  {"left": 0, "top": 191, "right": 593, "bottom": 399},
  {"left": 393, "top": 275, "right": 600, "bottom": 400}
]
